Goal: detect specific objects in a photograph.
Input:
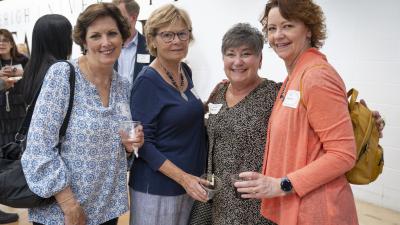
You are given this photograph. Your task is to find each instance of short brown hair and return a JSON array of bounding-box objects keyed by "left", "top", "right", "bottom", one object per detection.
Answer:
[
  {"left": 144, "top": 4, "right": 193, "bottom": 56},
  {"left": 112, "top": 0, "right": 140, "bottom": 16},
  {"left": 261, "top": 0, "right": 326, "bottom": 49},
  {"left": 73, "top": 2, "right": 131, "bottom": 54}
]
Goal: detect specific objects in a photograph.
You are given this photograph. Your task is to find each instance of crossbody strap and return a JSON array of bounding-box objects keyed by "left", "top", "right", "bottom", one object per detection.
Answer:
[
  {"left": 299, "top": 64, "right": 326, "bottom": 108},
  {"left": 16, "top": 60, "right": 75, "bottom": 143}
]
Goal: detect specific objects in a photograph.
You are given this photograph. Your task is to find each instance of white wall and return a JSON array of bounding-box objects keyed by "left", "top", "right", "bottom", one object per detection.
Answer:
[
  {"left": 1, "top": 0, "right": 399, "bottom": 212},
  {"left": 317, "top": 0, "right": 400, "bottom": 212}
]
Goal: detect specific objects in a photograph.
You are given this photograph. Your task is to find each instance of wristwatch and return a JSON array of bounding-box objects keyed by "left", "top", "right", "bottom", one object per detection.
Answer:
[{"left": 280, "top": 177, "right": 293, "bottom": 193}]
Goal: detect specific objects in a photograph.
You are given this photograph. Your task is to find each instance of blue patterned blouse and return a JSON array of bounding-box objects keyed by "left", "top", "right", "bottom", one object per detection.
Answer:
[{"left": 21, "top": 59, "right": 131, "bottom": 224}]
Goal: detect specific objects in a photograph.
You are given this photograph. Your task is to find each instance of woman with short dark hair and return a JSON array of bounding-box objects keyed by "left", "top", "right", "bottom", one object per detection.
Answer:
[
  {"left": 21, "top": 4, "right": 143, "bottom": 225},
  {"left": 202, "top": 23, "right": 278, "bottom": 225}
]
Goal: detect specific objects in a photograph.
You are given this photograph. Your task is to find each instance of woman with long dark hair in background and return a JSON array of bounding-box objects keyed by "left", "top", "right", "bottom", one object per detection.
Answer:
[{"left": 22, "top": 14, "right": 73, "bottom": 104}]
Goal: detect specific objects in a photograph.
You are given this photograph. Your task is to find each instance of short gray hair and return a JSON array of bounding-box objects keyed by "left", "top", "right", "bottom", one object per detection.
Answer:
[{"left": 221, "top": 23, "right": 264, "bottom": 55}]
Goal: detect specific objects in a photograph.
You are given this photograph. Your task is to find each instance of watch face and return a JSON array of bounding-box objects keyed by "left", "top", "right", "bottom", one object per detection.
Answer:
[{"left": 281, "top": 177, "right": 292, "bottom": 192}]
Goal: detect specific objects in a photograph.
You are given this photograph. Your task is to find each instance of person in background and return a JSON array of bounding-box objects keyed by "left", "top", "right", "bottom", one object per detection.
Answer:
[
  {"left": 236, "top": 0, "right": 360, "bottom": 224},
  {"left": 22, "top": 14, "right": 73, "bottom": 104},
  {"left": 112, "top": 0, "right": 154, "bottom": 89},
  {"left": 0, "top": 28, "right": 29, "bottom": 225},
  {"left": 0, "top": 73, "right": 19, "bottom": 221},
  {"left": 0, "top": 77, "right": 16, "bottom": 91},
  {"left": 21, "top": 4, "right": 143, "bottom": 225},
  {"left": 129, "top": 4, "right": 208, "bottom": 225},
  {"left": 0, "top": 28, "right": 29, "bottom": 146}
]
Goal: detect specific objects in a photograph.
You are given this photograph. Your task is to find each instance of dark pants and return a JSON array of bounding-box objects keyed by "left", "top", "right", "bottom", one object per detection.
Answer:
[{"left": 33, "top": 217, "right": 118, "bottom": 225}]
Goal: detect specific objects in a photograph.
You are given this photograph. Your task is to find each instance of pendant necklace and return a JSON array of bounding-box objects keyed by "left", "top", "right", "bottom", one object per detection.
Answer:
[{"left": 159, "top": 61, "right": 188, "bottom": 101}]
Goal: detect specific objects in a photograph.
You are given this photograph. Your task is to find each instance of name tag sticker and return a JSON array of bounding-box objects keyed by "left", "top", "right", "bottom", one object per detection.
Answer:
[
  {"left": 137, "top": 54, "right": 151, "bottom": 63},
  {"left": 208, "top": 103, "right": 223, "bottom": 114},
  {"left": 282, "top": 90, "right": 300, "bottom": 108}
]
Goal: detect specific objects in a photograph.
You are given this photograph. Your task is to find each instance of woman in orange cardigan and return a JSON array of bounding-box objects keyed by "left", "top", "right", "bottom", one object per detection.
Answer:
[{"left": 236, "top": 0, "right": 360, "bottom": 224}]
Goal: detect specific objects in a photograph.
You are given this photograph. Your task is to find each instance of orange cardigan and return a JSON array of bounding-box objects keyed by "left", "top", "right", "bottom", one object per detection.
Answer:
[{"left": 261, "top": 48, "right": 358, "bottom": 225}]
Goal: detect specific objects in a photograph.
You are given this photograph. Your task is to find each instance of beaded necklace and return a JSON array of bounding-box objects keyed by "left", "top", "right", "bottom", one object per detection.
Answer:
[{"left": 159, "top": 61, "right": 188, "bottom": 101}]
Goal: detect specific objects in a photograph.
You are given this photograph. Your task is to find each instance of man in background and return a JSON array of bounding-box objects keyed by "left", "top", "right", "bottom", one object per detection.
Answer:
[{"left": 112, "top": 0, "right": 154, "bottom": 90}]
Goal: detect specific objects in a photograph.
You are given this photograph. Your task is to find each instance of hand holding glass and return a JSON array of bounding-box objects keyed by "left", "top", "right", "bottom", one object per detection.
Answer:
[
  {"left": 200, "top": 173, "right": 222, "bottom": 200},
  {"left": 230, "top": 173, "right": 250, "bottom": 199},
  {"left": 119, "top": 121, "right": 141, "bottom": 157}
]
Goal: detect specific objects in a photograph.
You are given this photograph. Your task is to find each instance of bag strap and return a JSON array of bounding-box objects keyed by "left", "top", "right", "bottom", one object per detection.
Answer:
[
  {"left": 347, "top": 88, "right": 375, "bottom": 160},
  {"left": 347, "top": 88, "right": 358, "bottom": 111},
  {"left": 15, "top": 60, "right": 75, "bottom": 143},
  {"left": 59, "top": 61, "right": 75, "bottom": 141},
  {"left": 299, "top": 64, "right": 327, "bottom": 108}
]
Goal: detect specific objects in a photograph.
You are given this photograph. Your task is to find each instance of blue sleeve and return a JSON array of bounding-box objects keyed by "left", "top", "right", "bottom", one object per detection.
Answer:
[
  {"left": 130, "top": 75, "right": 167, "bottom": 171},
  {"left": 21, "top": 62, "right": 71, "bottom": 198}
]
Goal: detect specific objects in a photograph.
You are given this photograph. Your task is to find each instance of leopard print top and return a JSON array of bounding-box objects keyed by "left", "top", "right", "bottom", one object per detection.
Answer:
[{"left": 206, "top": 79, "right": 281, "bottom": 225}]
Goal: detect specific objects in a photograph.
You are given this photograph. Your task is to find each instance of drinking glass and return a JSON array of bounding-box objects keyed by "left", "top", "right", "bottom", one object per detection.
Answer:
[
  {"left": 119, "top": 121, "right": 141, "bottom": 157},
  {"left": 230, "top": 173, "right": 249, "bottom": 200},
  {"left": 200, "top": 173, "right": 222, "bottom": 200}
]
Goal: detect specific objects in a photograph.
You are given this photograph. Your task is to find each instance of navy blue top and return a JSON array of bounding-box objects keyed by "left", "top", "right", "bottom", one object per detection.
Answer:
[{"left": 129, "top": 63, "right": 207, "bottom": 196}]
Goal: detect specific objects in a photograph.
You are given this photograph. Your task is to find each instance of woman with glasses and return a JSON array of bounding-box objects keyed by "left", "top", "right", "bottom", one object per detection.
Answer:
[
  {"left": 0, "top": 28, "right": 29, "bottom": 225},
  {"left": 129, "top": 4, "right": 208, "bottom": 225},
  {"left": 0, "top": 29, "right": 29, "bottom": 148}
]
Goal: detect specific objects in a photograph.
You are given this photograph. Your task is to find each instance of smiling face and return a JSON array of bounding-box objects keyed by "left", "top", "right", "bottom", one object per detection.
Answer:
[
  {"left": 267, "top": 7, "right": 311, "bottom": 69},
  {"left": 84, "top": 16, "right": 123, "bottom": 66},
  {"left": 152, "top": 19, "right": 190, "bottom": 63},
  {"left": 0, "top": 35, "right": 12, "bottom": 58},
  {"left": 223, "top": 45, "right": 262, "bottom": 86}
]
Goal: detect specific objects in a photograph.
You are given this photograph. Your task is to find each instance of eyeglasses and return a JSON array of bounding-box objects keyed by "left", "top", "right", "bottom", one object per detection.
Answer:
[
  {"left": 155, "top": 30, "right": 191, "bottom": 43},
  {"left": 0, "top": 38, "right": 10, "bottom": 43}
]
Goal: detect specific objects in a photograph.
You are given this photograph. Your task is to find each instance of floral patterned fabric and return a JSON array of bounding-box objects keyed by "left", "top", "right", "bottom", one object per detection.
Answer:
[{"left": 21, "top": 59, "right": 131, "bottom": 225}]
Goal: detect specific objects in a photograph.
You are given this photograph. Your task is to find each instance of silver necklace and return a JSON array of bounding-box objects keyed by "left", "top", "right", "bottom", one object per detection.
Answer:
[{"left": 159, "top": 62, "right": 188, "bottom": 101}]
